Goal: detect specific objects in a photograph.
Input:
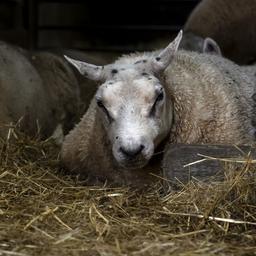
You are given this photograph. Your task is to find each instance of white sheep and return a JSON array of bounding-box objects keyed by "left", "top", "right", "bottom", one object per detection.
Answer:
[
  {"left": 61, "top": 31, "right": 256, "bottom": 186},
  {"left": 181, "top": 0, "right": 256, "bottom": 64}
]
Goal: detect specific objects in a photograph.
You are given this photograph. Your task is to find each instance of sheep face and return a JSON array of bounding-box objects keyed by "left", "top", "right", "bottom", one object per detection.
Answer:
[
  {"left": 65, "top": 31, "right": 183, "bottom": 169},
  {"left": 95, "top": 71, "right": 173, "bottom": 169}
]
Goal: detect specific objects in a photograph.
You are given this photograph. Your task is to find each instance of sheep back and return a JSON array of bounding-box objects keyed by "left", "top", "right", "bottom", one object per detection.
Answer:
[
  {"left": 0, "top": 41, "right": 51, "bottom": 137},
  {"left": 183, "top": 0, "right": 256, "bottom": 64}
]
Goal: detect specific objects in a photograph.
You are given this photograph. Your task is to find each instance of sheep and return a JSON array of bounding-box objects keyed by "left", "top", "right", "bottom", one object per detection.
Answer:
[
  {"left": 180, "top": 0, "right": 256, "bottom": 64},
  {"left": 0, "top": 41, "right": 81, "bottom": 139},
  {"left": 0, "top": 40, "right": 117, "bottom": 140},
  {"left": 61, "top": 31, "right": 256, "bottom": 186}
]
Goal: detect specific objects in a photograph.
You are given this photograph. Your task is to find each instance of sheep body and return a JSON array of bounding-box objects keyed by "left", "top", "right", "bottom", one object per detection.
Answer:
[
  {"left": 181, "top": 0, "right": 256, "bottom": 64},
  {"left": 61, "top": 50, "right": 256, "bottom": 186},
  {"left": 0, "top": 41, "right": 50, "bottom": 137},
  {"left": 29, "top": 51, "right": 81, "bottom": 135},
  {"left": 0, "top": 41, "right": 81, "bottom": 138}
]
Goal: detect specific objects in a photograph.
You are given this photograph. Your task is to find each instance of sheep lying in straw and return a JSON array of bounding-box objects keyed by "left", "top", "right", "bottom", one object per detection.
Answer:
[
  {"left": 61, "top": 31, "right": 256, "bottom": 186},
  {"left": 180, "top": 0, "right": 256, "bottom": 64},
  {"left": 0, "top": 41, "right": 82, "bottom": 139}
]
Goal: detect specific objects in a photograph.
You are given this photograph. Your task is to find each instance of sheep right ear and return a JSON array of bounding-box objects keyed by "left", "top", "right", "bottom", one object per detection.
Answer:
[
  {"left": 152, "top": 30, "right": 183, "bottom": 73},
  {"left": 203, "top": 38, "right": 222, "bottom": 56},
  {"left": 64, "top": 55, "right": 104, "bottom": 81}
]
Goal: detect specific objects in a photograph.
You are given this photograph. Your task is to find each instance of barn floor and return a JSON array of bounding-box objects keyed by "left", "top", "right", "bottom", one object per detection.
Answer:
[{"left": 0, "top": 130, "right": 256, "bottom": 256}]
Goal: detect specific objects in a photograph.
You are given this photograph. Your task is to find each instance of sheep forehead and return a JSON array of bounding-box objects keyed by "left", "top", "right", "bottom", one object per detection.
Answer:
[
  {"left": 104, "top": 58, "right": 154, "bottom": 80},
  {"left": 98, "top": 77, "right": 158, "bottom": 109}
]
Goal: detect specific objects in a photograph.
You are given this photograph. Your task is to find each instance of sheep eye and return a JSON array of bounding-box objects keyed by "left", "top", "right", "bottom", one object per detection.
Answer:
[
  {"left": 150, "top": 91, "right": 164, "bottom": 116},
  {"left": 96, "top": 99, "right": 113, "bottom": 122},
  {"left": 97, "top": 99, "right": 105, "bottom": 108},
  {"left": 155, "top": 91, "right": 164, "bottom": 102}
]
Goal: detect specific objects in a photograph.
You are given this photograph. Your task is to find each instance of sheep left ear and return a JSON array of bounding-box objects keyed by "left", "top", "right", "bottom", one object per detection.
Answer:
[
  {"left": 152, "top": 30, "right": 183, "bottom": 72},
  {"left": 64, "top": 55, "right": 104, "bottom": 81},
  {"left": 203, "top": 37, "right": 222, "bottom": 56}
]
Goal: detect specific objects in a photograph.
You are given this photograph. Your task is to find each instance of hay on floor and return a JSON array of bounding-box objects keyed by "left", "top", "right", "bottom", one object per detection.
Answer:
[{"left": 0, "top": 129, "right": 256, "bottom": 256}]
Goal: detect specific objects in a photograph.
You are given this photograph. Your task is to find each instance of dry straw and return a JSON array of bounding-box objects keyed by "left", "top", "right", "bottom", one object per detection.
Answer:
[{"left": 0, "top": 128, "right": 255, "bottom": 255}]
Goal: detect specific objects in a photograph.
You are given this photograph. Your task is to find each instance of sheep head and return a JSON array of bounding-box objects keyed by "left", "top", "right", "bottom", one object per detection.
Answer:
[{"left": 65, "top": 31, "right": 182, "bottom": 169}]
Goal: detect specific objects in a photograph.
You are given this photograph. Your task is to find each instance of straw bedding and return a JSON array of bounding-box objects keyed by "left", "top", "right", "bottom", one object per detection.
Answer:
[{"left": 0, "top": 128, "right": 255, "bottom": 256}]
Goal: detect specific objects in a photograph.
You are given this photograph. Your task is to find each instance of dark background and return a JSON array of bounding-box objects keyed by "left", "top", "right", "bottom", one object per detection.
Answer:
[{"left": 1, "top": 0, "right": 200, "bottom": 53}]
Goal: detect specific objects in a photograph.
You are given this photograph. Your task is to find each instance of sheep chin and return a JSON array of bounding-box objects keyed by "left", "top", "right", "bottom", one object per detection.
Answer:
[{"left": 116, "top": 159, "right": 149, "bottom": 170}]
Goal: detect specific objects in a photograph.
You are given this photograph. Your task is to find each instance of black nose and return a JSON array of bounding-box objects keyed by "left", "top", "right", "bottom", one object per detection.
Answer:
[{"left": 120, "top": 145, "right": 145, "bottom": 158}]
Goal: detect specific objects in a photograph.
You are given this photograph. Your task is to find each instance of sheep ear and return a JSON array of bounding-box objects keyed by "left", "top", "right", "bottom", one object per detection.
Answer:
[
  {"left": 152, "top": 30, "right": 183, "bottom": 72},
  {"left": 203, "top": 38, "right": 222, "bottom": 56},
  {"left": 64, "top": 55, "right": 104, "bottom": 81}
]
